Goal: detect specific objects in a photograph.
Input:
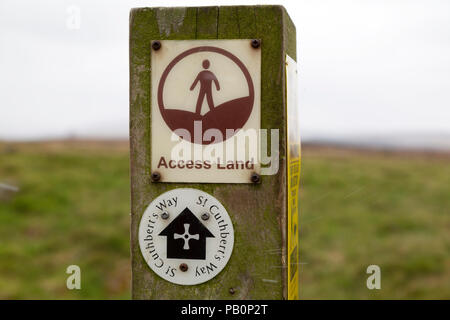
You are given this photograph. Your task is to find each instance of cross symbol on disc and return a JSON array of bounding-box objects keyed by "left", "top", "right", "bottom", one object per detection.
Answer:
[{"left": 174, "top": 223, "right": 199, "bottom": 250}]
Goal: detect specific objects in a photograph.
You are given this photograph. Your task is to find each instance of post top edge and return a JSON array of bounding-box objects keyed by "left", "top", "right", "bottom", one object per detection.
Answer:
[{"left": 130, "top": 4, "right": 287, "bottom": 13}]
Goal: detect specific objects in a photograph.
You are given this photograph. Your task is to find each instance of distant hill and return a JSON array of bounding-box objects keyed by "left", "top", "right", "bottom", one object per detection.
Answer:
[{"left": 303, "top": 133, "right": 450, "bottom": 152}]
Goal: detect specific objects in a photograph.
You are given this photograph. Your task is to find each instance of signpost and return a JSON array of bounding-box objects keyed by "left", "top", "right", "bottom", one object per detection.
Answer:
[{"left": 130, "top": 5, "right": 299, "bottom": 299}]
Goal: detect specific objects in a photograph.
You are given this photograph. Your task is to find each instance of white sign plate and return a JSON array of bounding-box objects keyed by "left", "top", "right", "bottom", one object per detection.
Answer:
[
  {"left": 138, "top": 188, "right": 234, "bottom": 285},
  {"left": 151, "top": 40, "right": 261, "bottom": 183}
]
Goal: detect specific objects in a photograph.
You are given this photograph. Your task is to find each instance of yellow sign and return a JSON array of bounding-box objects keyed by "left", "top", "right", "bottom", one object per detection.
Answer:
[{"left": 286, "top": 55, "right": 300, "bottom": 300}]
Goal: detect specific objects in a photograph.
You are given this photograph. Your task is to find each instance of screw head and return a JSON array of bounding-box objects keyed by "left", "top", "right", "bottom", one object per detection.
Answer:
[
  {"left": 251, "top": 172, "right": 261, "bottom": 184},
  {"left": 201, "top": 212, "right": 210, "bottom": 221},
  {"left": 179, "top": 263, "right": 188, "bottom": 272},
  {"left": 152, "top": 41, "right": 161, "bottom": 51},
  {"left": 161, "top": 211, "right": 169, "bottom": 220},
  {"left": 251, "top": 39, "right": 261, "bottom": 49},
  {"left": 151, "top": 171, "right": 161, "bottom": 182},
  {"left": 229, "top": 287, "right": 235, "bottom": 294}
]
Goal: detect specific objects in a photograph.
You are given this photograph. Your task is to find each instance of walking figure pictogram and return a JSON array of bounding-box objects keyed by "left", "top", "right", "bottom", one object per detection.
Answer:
[
  {"left": 190, "top": 59, "right": 220, "bottom": 115},
  {"left": 157, "top": 46, "right": 255, "bottom": 145}
]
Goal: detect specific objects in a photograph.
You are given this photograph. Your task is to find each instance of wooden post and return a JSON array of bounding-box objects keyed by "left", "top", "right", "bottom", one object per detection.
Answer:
[{"left": 130, "top": 5, "right": 298, "bottom": 299}]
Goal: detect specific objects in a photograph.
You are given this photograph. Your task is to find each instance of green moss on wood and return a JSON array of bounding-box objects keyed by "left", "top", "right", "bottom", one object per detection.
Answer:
[
  {"left": 217, "top": 7, "right": 239, "bottom": 38},
  {"left": 197, "top": 7, "right": 219, "bottom": 39}
]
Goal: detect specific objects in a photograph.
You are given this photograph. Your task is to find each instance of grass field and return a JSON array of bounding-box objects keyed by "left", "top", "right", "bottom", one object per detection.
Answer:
[{"left": 0, "top": 141, "right": 449, "bottom": 299}]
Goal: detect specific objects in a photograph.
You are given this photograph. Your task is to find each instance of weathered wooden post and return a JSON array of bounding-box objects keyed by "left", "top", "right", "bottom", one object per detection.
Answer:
[{"left": 130, "top": 5, "right": 300, "bottom": 300}]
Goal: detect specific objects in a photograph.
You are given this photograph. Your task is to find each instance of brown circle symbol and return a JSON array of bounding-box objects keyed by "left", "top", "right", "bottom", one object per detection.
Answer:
[{"left": 157, "top": 46, "right": 255, "bottom": 145}]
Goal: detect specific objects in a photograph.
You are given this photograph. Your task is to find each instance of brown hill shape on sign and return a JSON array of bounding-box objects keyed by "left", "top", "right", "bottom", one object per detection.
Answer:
[{"left": 161, "top": 96, "right": 253, "bottom": 145}]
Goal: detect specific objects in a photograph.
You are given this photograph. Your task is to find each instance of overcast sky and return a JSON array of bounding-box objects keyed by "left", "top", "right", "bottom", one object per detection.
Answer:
[{"left": 0, "top": 0, "right": 449, "bottom": 141}]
